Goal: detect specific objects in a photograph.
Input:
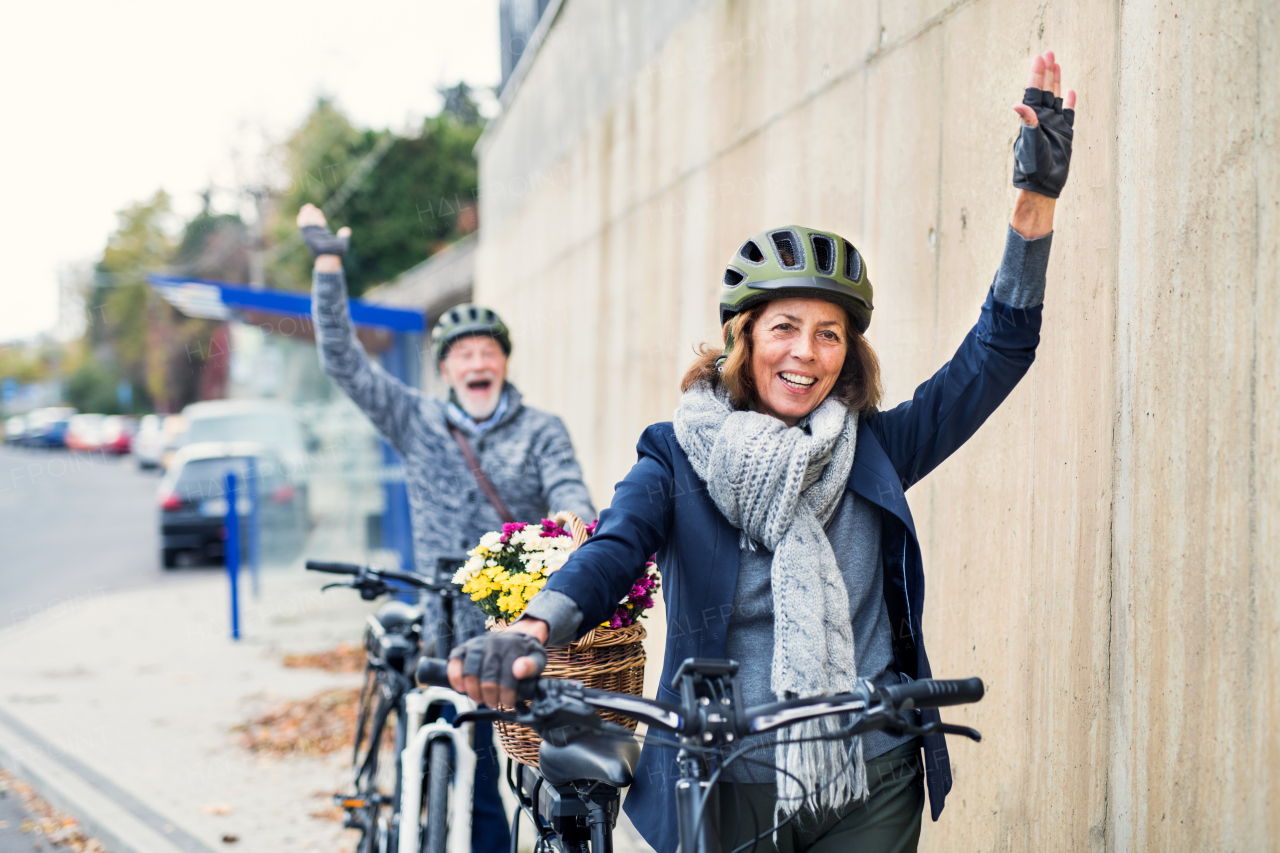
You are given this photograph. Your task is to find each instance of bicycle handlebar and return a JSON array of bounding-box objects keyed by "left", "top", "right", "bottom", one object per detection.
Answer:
[
  {"left": 305, "top": 560, "right": 361, "bottom": 575},
  {"left": 880, "top": 677, "right": 984, "bottom": 709},
  {"left": 414, "top": 657, "right": 983, "bottom": 742},
  {"left": 417, "top": 658, "right": 451, "bottom": 688},
  {"left": 306, "top": 559, "right": 438, "bottom": 590}
]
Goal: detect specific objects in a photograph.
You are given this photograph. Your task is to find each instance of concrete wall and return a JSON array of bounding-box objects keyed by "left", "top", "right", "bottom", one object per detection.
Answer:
[{"left": 475, "top": 1, "right": 1278, "bottom": 849}]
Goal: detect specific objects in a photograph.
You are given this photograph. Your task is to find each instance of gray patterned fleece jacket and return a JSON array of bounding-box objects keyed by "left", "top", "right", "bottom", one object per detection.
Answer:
[{"left": 312, "top": 270, "right": 596, "bottom": 642}]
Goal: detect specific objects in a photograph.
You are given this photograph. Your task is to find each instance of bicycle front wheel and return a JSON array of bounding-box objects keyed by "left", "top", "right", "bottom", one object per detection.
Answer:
[{"left": 422, "top": 737, "right": 452, "bottom": 853}]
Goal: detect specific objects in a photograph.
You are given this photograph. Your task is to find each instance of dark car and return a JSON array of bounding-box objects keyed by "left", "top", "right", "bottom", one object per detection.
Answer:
[
  {"left": 157, "top": 442, "right": 307, "bottom": 569},
  {"left": 22, "top": 407, "right": 77, "bottom": 448}
]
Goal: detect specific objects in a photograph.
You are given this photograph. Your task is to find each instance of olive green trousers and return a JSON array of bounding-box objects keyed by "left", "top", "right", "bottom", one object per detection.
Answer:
[{"left": 715, "top": 738, "right": 924, "bottom": 853}]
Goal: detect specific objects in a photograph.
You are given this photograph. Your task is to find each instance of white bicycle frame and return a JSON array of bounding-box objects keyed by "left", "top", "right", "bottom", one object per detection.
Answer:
[{"left": 398, "top": 686, "right": 477, "bottom": 853}]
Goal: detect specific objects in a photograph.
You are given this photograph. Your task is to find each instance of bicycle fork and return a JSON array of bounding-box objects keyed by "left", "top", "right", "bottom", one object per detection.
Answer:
[
  {"left": 398, "top": 688, "right": 478, "bottom": 853},
  {"left": 675, "top": 750, "right": 721, "bottom": 853}
]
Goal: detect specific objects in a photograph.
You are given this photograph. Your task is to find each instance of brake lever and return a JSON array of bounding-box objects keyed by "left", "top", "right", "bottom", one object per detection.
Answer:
[
  {"left": 453, "top": 709, "right": 512, "bottom": 727},
  {"left": 320, "top": 582, "right": 354, "bottom": 592},
  {"left": 357, "top": 582, "right": 388, "bottom": 601},
  {"left": 875, "top": 718, "right": 983, "bottom": 743},
  {"left": 926, "top": 722, "right": 982, "bottom": 742},
  {"left": 837, "top": 702, "right": 982, "bottom": 743}
]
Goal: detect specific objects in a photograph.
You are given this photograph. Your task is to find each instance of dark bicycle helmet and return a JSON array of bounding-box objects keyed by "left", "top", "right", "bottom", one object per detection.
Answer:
[
  {"left": 431, "top": 303, "right": 512, "bottom": 362},
  {"left": 719, "top": 226, "right": 873, "bottom": 333}
]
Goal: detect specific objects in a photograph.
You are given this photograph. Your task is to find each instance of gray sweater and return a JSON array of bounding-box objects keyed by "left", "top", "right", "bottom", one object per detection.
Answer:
[{"left": 312, "top": 270, "right": 596, "bottom": 642}]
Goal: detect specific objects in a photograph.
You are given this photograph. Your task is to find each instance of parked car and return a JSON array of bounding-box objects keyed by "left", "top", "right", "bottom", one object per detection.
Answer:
[
  {"left": 65, "top": 414, "right": 107, "bottom": 452},
  {"left": 157, "top": 442, "right": 307, "bottom": 569},
  {"left": 100, "top": 415, "right": 138, "bottom": 455},
  {"left": 133, "top": 414, "right": 165, "bottom": 468},
  {"left": 158, "top": 414, "right": 188, "bottom": 471},
  {"left": 22, "top": 407, "right": 76, "bottom": 448},
  {"left": 176, "top": 400, "right": 310, "bottom": 512},
  {"left": 4, "top": 416, "right": 25, "bottom": 444}
]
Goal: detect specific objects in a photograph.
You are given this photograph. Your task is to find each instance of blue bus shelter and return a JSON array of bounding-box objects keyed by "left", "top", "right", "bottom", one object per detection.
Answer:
[{"left": 149, "top": 274, "right": 424, "bottom": 574}]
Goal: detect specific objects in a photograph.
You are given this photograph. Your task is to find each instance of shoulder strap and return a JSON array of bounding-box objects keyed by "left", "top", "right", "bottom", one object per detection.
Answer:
[{"left": 448, "top": 424, "right": 516, "bottom": 523}]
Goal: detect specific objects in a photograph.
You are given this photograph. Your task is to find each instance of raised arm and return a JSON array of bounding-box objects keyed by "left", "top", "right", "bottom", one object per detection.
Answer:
[
  {"left": 867, "top": 51, "right": 1077, "bottom": 486},
  {"left": 1009, "top": 50, "right": 1076, "bottom": 241},
  {"left": 300, "top": 204, "right": 422, "bottom": 452}
]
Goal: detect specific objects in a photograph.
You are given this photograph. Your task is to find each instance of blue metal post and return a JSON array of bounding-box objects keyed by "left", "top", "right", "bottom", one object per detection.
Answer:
[
  {"left": 246, "top": 457, "right": 261, "bottom": 598},
  {"left": 378, "top": 334, "right": 419, "bottom": 576},
  {"left": 225, "top": 471, "right": 241, "bottom": 640}
]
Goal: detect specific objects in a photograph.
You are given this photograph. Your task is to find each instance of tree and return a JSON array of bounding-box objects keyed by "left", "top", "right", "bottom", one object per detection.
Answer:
[
  {"left": 266, "top": 91, "right": 484, "bottom": 297},
  {"left": 148, "top": 206, "right": 248, "bottom": 411},
  {"left": 85, "top": 191, "right": 176, "bottom": 413},
  {"left": 265, "top": 98, "right": 381, "bottom": 292},
  {"left": 438, "top": 81, "right": 484, "bottom": 126},
  {"left": 65, "top": 360, "right": 122, "bottom": 414},
  {"left": 0, "top": 343, "right": 49, "bottom": 385}
]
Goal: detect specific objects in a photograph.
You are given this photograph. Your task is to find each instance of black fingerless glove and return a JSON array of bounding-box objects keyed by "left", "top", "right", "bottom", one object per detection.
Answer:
[
  {"left": 451, "top": 631, "right": 547, "bottom": 695},
  {"left": 1012, "top": 87, "right": 1075, "bottom": 199},
  {"left": 300, "top": 224, "right": 349, "bottom": 258}
]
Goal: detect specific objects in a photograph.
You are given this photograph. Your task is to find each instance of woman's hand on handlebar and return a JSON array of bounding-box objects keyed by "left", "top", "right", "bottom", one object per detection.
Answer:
[{"left": 447, "top": 617, "right": 550, "bottom": 707}]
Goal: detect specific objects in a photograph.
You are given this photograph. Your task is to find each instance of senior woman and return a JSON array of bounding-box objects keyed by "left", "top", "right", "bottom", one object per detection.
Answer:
[{"left": 450, "top": 52, "right": 1077, "bottom": 853}]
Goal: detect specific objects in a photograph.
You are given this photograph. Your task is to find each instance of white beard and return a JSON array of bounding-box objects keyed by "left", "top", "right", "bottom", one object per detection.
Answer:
[{"left": 455, "top": 384, "right": 502, "bottom": 421}]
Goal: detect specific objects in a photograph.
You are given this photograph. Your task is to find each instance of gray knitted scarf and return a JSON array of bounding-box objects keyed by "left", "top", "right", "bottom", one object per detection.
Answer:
[{"left": 673, "top": 382, "right": 867, "bottom": 817}]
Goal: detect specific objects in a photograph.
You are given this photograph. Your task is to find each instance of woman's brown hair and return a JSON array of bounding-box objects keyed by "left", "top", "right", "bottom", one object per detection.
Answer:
[{"left": 680, "top": 302, "right": 883, "bottom": 415}]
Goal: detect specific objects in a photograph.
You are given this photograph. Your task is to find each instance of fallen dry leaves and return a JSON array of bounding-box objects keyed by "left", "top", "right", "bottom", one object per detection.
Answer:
[
  {"left": 282, "top": 643, "right": 366, "bottom": 673},
  {"left": 0, "top": 768, "right": 111, "bottom": 852},
  {"left": 234, "top": 644, "right": 373, "bottom": 757},
  {"left": 307, "top": 791, "right": 345, "bottom": 822},
  {"left": 234, "top": 687, "right": 362, "bottom": 757}
]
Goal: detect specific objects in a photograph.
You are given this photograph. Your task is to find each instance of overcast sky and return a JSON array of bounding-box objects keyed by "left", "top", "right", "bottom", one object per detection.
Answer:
[{"left": 0, "top": 0, "right": 499, "bottom": 343}]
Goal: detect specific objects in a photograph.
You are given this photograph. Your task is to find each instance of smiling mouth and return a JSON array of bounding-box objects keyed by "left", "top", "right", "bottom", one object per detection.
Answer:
[
  {"left": 466, "top": 378, "right": 495, "bottom": 393},
  {"left": 778, "top": 372, "right": 817, "bottom": 390}
]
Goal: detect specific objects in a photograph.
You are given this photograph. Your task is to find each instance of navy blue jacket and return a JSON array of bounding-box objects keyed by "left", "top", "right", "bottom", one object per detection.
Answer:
[{"left": 543, "top": 287, "right": 1042, "bottom": 852}]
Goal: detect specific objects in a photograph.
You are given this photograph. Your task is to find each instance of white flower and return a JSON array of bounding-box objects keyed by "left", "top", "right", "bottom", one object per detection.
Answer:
[
  {"left": 478, "top": 531, "right": 503, "bottom": 551},
  {"left": 453, "top": 554, "right": 485, "bottom": 585},
  {"left": 543, "top": 552, "right": 569, "bottom": 574}
]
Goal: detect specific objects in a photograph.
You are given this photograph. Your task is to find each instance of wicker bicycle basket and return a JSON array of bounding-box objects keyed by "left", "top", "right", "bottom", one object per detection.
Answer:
[{"left": 492, "top": 511, "right": 648, "bottom": 767}]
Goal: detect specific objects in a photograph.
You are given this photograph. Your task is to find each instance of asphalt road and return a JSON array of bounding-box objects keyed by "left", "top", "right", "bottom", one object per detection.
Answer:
[{"left": 0, "top": 445, "right": 209, "bottom": 634}]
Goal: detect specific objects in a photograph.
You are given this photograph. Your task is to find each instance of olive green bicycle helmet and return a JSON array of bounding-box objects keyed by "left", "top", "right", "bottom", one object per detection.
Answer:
[
  {"left": 431, "top": 303, "right": 512, "bottom": 362},
  {"left": 719, "top": 226, "right": 873, "bottom": 333}
]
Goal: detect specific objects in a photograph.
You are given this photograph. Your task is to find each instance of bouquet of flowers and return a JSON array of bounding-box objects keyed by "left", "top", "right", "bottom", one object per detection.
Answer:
[{"left": 453, "top": 518, "right": 659, "bottom": 629}]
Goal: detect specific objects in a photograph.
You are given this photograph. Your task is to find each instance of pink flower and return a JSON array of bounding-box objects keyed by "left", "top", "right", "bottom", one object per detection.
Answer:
[
  {"left": 500, "top": 522, "right": 528, "bottom": 543},
  {"left": 584, "top": 519, "right": 599, "bottom": 537},
  {"left": 539, "top": 518, "right": 570, "bottom": 538}
]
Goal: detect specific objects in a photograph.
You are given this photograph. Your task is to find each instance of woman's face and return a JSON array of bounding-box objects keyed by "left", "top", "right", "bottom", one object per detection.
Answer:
[{"left": 749, "top": 297, "right": 848, "bottom": 426}]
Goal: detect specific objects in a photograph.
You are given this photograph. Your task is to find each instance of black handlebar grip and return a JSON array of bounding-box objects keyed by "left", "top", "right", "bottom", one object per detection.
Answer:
[
  {"left": 417, "top": 657, "right": 453, "bottom": 689},
  {"left": 305, "top": 561, "right": 361, "bottom": 575},
  {"left": 880, "top": 677, "right": 984, "bottom": 709}
]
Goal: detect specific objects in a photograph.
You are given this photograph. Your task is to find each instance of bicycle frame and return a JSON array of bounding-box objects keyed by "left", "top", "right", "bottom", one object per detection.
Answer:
[
  {"left": 506, "top": 757, "right": 623, "bottom": 853},
  {"left": 309, "top": 557, "right": 475, "bottom": 853},
  {"left": 398, "top": 686, "right": 477, "bottom": 853}
]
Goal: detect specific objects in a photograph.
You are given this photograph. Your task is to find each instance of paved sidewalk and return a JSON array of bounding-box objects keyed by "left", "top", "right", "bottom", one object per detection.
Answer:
[
  {"left": 0, "top": 559, "right": 657, "bottom": 853},
  {"left": 0, "top": 557, "right": 376, "bottom": 853}
]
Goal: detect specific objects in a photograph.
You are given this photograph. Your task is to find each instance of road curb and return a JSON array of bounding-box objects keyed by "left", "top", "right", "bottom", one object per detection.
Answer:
[{"left": 0, "top": 706, "right": 217, "bottom": 853}]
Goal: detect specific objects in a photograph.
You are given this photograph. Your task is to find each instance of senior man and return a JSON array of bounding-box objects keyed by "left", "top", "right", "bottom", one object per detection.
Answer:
[{"left": 300, "top": 203, "right": 595, "bottom": 852}]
